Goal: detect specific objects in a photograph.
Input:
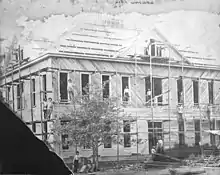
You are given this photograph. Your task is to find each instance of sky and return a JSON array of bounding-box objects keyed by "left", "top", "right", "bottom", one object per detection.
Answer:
[{"left": 0, "top": 0, "right": 220, "bottom": 64}]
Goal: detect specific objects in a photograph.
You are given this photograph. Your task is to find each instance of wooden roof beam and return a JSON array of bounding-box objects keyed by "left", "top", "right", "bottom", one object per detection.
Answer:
[
  {"left": 66, "top": 38, "right": 122, "bottom": 47},
  {"left": 71, "top": 32, "right": 123, "bottom": 41}
]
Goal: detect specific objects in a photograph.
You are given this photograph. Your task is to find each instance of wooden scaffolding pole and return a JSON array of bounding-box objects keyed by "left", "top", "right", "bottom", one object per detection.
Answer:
[
  {"left": 29, "top": 68, "right": 34, "bottom": 132},
  {"left": 11, "top": 65, "right": 15, "bottom": 111},
  {"left": 116, "top": 71, "right": 120, "bottom": 169},
  {"left": 38, "top": 69, "right": 44, "bottom": 141},
  {"left": 150, "top": 45, "right": 154, "bottom": 147},
  {"left": 168, "top": 45, "right": 171, "bottom": 150},
  {"left": 18, "top": 45, "right": 23, "bottom": 119}
]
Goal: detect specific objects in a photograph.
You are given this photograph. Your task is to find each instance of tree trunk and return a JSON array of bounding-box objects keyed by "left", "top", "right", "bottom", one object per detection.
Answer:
[{"left": 92, "top": 138, "right": 99, "bottom": 171}]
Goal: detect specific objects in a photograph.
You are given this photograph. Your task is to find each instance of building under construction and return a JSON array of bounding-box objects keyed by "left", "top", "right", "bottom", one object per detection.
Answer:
[{"left": 0, "top": 16, "right": 220, "bottom": 159}]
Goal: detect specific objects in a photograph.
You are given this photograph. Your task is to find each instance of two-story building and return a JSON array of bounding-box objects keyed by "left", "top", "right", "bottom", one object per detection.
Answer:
[{"left": 0, "top": 18, "right": 220, "bottom": 158}]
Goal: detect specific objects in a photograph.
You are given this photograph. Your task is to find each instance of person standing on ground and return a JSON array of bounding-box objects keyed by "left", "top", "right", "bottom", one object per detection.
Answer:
[
  {"left": 73, "top": 151, "right": 80, "bottom": 173},
  {"left": 156, "top": 136, "right": 164, "bottom": 154}
]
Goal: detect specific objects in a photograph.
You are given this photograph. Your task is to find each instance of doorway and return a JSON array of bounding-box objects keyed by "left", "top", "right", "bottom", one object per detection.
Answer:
[{"left": 148, "top": 121, "right": 163, "bottom": 153}]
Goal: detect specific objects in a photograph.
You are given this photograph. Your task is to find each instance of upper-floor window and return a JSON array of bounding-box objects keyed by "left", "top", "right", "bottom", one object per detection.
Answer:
[
  {"left": 177, "top": 77, "right": 184, "bottom": 104},
  {"left": 145, "top": 76, "right": 162, "bottom": 105},
  {"left": 81, "top": 74, "right": 90, "bottom": 96},
  {"left": 31, "top": 79, "right": 36, "bottom": 107},
  {"left": 208, "top": 80, "right": 214, "bottom": 104},
  {"left": 42, "top": 74, "right": 47, "bottom": 100},
  {"left": 122, "top": 76, "right": 130, "bottom": 102},
  {"left": 102, "top": 75, "right": 110, "bottom": 99},
  {"left": 17, "top": 82, "right": 24, "bottom": 110},
  {"left": 193, "top": 80, "right": 199, "bottom": 105},
  {"left": 60, "top": 72, "right": 68, "bottom": 102},
  {"left": 6, "top": 86, "right": 11, "bottom": 102}
]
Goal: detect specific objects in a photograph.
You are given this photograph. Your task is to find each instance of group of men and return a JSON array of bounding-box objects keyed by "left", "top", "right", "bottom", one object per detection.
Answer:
[
  {"left": 151, "top": 136, "right": 164, "bottom": 158},
  {"left": 72, "top": 151, "right": 96, "bottom": 174}
]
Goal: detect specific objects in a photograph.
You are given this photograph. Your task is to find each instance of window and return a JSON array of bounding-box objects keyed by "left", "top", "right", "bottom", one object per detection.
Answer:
[
  {"left": 81, "top": 74, "right": 89, "bottom": 96},
  {"left": 177, "top": 77, "right": 184, "bottom": 104},
  {"left": 102, "top": 75, "right": 110, "bottom": 98},
  {"left": 145, "top": 76, "right": 163, "bottom": 105},
  {"left": 193, "top": 80, "right": 199, "bottom": 105},
  {"left": 123, "top": 120, "right": 131, "bottom": 147},
  {"left": 32, "top": 122, "right": 36, "bottom": 133},
  {"left": 42, "top": 74, "right": 47, "bottom": 100},
  {"left": 31, "top": 79, "right": 36, "bottom": 107},
  {"left": 61, "top": 134, "right": 69, "bottom": 150},
  {"left": 150, "top": 39, "right": 156, "bottom": 57},
  {"left": 104, "top": 120, "right": 112, "bottom": 148},
  {"left": 17, "top": 82, "right": 23, "bottom": 110},
  {"left": 104, "top": 135, "right": 112, "bottom": 148},
  {"left": 122, "top": 76, "right": 130, "bottom": 102},
  {"left": 6, "top": 86, "right": 11, "bottom": 102},
  {"left": 210, "top": 119, "right": 216, "bottom": 145},
  {"left": 156, "top": 46, "right": 162, "bottom": 57},
  {"left": 194, "top": 120, "right": 200, "bottom": 146},
  {"left": 208, "top": 80, "right": 214, "bottom": 104},
  {"left": 153, "top": 78, "right": 162, "bottom": 105},
  {"left": 60, "top": 73, "right": 68, "bottom": 101},
  {"left": 61, "top": 120, "right": 69, "bottom": 150},
  {"left": 178, "top": 120, "right": 185, "bottom": 146}
]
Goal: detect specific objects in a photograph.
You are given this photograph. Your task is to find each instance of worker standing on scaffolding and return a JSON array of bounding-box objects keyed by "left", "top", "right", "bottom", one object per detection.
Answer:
[
  {"left": 123, "top": 86, "right": 130, "bottom": 102},
  {"left": 67, "top": 79, "right": 74, "bottom": 102},
  {"left": 47, "top": 97, "right": 53, "bottom": 120},
  {"left": 42, "top": 98, "right": 48, "bottom": 120}
]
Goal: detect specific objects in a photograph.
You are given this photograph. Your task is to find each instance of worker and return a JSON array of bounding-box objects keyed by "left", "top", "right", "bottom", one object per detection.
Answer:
[
  {"left": 156, "top": 136, "right": 164, "bottom": 154},
  {"left": 67, "top": 79, "right": 74, "bottom": 101},
  {"left": 123, "top": 86, "right": 130, "bottom": 102},
  {"left": 47, "top": 97, "right": 53, "bottom": 120},
  {"left": 42, "top": 98, "right": 47, "bottom": 120},
  {"left": 73, "top": 151, "right": 80, "bottom": 173}
]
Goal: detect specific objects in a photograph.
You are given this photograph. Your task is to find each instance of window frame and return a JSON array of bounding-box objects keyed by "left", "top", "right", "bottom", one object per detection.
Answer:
[
  {"left": 59, "top": 71, "right": 69, "bottom": 102},
  {"left": 80, "top": 72, "right": 91, "bottom": 97},
  {"left": 192, "top": 79, "right": 199, "bottom": 106},
  {"left": 208, "top": 80, "right": 214, "bottom": 105},
  {"left": 31, "top": 78, "right": 36, "bottom": 107}
]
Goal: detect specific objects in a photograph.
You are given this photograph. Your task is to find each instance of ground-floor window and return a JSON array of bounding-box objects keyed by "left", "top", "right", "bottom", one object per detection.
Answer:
[
  {"left": 104, "top": 135, "right": 112, "bottom": 148},
  {"left": 61, "top": 134, "right": 69, "bottom": 150},
  {"left": 194, "top": 120, "right": 201, "bottom": 146},
  {"left": 210, "top": 119, "right": 216, "bottom": 145},
  {"left": 178, "top": 120, "right": 185, "bottom": 146}
]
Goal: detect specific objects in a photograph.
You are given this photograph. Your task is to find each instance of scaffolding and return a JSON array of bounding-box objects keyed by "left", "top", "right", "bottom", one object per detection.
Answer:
[{"left": 1, "top": 14, "right": 220, "bottom": 159}]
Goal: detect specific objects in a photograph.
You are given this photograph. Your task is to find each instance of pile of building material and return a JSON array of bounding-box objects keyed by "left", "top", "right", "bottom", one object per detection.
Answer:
[{"left": 184, "top": 155, "right": 220, "bottom": 167}]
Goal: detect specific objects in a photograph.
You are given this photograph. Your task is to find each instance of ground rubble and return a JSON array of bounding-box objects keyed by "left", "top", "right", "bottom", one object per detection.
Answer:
[{"left": 183, "top": 154, "right": 220, "bottom": 167}]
